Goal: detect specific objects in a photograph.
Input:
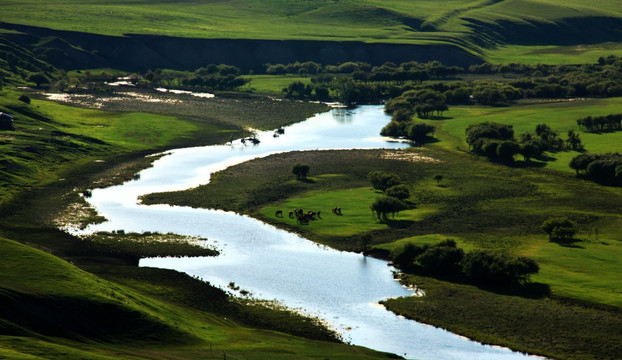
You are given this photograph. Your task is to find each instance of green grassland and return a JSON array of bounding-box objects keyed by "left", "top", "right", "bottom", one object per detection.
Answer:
[
  {"left": 241, "top": 75, "right": 311, "bottom": 95},
  {"left": 2, "top": 0, "right": 622, "bottom": 63},
  {"left": 428, "top": 97, "right": 622, "bottom": 171}
]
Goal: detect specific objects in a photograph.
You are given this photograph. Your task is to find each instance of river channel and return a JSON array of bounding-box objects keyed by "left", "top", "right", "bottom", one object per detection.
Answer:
[{"left": 79, "top": 105, "right": 537, "bottom": 360}]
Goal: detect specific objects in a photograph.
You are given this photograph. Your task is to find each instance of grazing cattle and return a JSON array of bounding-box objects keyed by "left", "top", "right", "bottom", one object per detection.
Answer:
[
  {"left": 275, "top": 210, "right": 283, "bottom": 217},
  {"left": 297, "top": 214, "right": 310, "bottom": 224},
  {"left": 288, "top": 211, "right": 294, "bottom": 218},
  {"left": 337, "top": 207, "right": 342, "bottom": 215},
  {"left": 317, "top": 210, "right": 321, "bottom": 219}
]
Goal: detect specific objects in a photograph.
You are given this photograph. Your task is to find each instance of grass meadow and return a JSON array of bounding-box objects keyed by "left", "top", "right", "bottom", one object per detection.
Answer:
[{"left": 242, "top": 75, "right": 311, "bottom": 95}]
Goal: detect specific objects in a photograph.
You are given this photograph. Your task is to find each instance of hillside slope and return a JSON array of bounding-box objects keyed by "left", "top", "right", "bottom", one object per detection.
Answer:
[{"left": 1, "top": 0, "right": 622, "bottom": 64}]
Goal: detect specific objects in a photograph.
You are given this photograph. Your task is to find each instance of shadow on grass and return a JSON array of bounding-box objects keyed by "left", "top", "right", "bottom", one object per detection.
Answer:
[
  {"left": 376, "top": 218, "right": 416, "bottom": 228},
  {"left": 425, "top": 271, "right": 552, "bottom": 299},
  {"left": 481, "top": 281, "right": 552, "bottom": 299},
  {"left": 507, "top": 160, "right": 548, "bottom": 169},
  {"left": 296, "top": 178, "right": 316, "bottom": 184},
  {"left": 550, "top": 237, "right": 584, "bottom": 249},
  {"left": 421, "top": 115, "right": 453, "bottom": 121},
  {"left": 412, "top": 136, "right": 440, "bottom": 146}
]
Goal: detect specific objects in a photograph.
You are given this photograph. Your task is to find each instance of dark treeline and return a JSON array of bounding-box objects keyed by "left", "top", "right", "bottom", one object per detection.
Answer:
[
  {"left": 143, "top": 64, "right": 250, "bottom": 90},
  {"left": 266, "top": 60, "right": 461, "bottom": 81},
  {"left": 392, "top": 239, "right": 539, "bottom": 287},
  {"left": 278, "top": 55, "right": 622, "bottom": 107},
  {"left": 577, "top": 114, "right": 622, "bottom": 132},
  {"left": 465, "top": 122, "right": 583, "bottom": 162},
  {"left": 570, "top": 153, "right": 622, "bottom": 185}
]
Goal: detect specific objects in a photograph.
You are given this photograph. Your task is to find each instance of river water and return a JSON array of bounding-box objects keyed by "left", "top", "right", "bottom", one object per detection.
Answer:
[{"left": 79, "top": 105, "right": 537, "bottom": 360}]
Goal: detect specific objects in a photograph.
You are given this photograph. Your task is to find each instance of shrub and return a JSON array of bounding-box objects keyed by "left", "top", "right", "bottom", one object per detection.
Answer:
[
  {"left": 18, "top": 94, "right": 31, "bottom": 104},
  {"left": 540, "top": 217, "right": 577, "bottom": 241}
]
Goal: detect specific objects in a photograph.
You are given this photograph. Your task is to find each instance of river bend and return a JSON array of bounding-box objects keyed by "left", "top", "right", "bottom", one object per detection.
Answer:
[{"left": 79, "top": 106, "right": 536, "bottom": 360}]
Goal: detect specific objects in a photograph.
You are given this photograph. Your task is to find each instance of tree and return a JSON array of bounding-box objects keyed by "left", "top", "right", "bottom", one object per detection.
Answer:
[
  {"left": 540, "top": 217, "right": 577, "bottom": 241},
  {"left": 415, "top": 241, "right": 464, "bottom": 275},
  {"left": 519, "top": 142, "right": 542, "bottom": 162},
  {"left": 460, "top": 250, "right": 539, "bottom": 286},
  {"left": 406, "top": 122, "right": 435, "bottom": 142},
  {"left": 370, "top": 196, "right": 407, "bottom": 220},
  {"left": 385, "top": 184, "right": 410, "bottom": 200},
  {"left": 18, "top": 94, "right": 31, "bottom": 104},
  {"left": 367, "top": 171, "right": 401, "bottom": 191},
  {"left": 495, "top": 140, "right": 520, "bottom": 162},
  {"left": 433, "top": 174, "right": 443, "bottom": 186},
  {"left": 392, "top": 243, "right": 425, "bottom": 271},
  {"left": 27, "top": 72, "right": 48, "bottom": 87},
  {"left": 291, "top": 163, "right": 310, "bottom": 180},
  {"left": 566, "top": 130, "right": 583, "bottom": 151}
]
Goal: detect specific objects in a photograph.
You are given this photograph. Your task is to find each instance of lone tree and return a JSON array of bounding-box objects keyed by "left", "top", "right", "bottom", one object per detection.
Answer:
[
  {"left": 291, "top": 163, "right": 310, "bottom": 180},
  {"left": 26, "top": 73, "right": 48, "bottom": 88},
  {"left": 433, "top": 174, "right": 443, "bottom": 186},
  {"left": 540, "top": 217, "right": 577, "bottom": 241},
  {"left": 371, "top": 196, "right": 407, "bottom": 220}
]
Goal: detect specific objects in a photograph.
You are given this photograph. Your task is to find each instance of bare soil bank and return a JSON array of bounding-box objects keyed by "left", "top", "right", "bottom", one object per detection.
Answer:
[{"left": 0, "top": 22, "right": 482, "bottom": 71}]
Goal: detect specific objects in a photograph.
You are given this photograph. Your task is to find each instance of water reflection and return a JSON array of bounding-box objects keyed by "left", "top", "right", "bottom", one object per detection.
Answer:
[{"left": 332, "top": 107, "right": 354, "bottom": 124}]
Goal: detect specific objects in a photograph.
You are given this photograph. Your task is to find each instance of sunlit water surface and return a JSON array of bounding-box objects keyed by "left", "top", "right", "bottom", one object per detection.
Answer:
[{"left": 79, "top": 106, "right": 538, "bottom": 360}]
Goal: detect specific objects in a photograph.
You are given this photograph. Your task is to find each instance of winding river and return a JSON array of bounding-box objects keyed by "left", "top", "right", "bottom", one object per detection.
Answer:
[{"left": 79, "top": 105, "right": 537, "bottom": 360}]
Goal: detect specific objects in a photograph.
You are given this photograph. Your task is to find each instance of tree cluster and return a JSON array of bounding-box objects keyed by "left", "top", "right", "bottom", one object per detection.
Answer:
[
  {"left": 385, "top": 89, "right": 448, "bottom": 119},
  {"left": 266, "top": 60, "right": 461, "bottom": 81},
  {"left": 577, "top": 114, "right": 622, "bottom": 132},
  {"left": 465, "top": 122, "right": 519, "bottom": 161},
  {"left": 466, "top": 122, "right": 583, "bottom": 162},
  {"left": 370, "top": 196, "right": 408, "bottom": 220},
  {"left": 367, "top": 171, "right": 411, "bottom": 220},
  {"left": 142, "top": 64, "right": 249, "bottom": 90},
  {"left": 291, "top": 163, "right": 310, "bottom": 180},
  {"left": 540, "top": 217, "right": 577, "bottom": 241},
  {"left": 392, "top": 240, "right": 539, "bottom": 286},
  {"left": 569, "top": 153, "right": 622, "bottom": 185}
]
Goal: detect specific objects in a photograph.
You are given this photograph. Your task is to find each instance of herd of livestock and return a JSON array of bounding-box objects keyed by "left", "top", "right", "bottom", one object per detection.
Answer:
[{"left": 275, "top": 207, "right": 342, "bottom": 224}]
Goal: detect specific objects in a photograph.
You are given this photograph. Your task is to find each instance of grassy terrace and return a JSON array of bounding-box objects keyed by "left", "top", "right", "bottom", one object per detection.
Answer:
[{"left": 2, "top": 0, "right": 622, "bottom": 62}]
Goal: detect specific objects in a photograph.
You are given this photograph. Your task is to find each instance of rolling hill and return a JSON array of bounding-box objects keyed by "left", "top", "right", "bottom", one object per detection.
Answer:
[{"left": 1, "top": 0, "right": 622, "bottom": 68}]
